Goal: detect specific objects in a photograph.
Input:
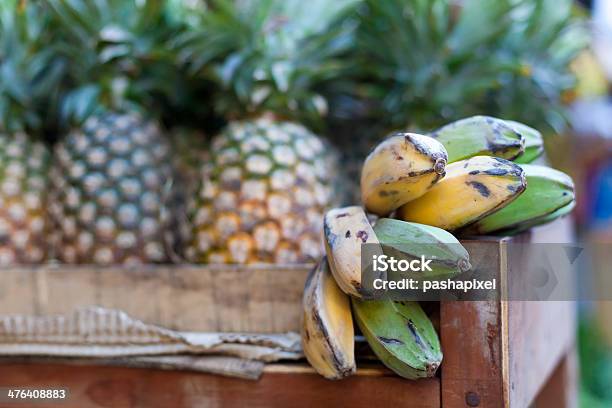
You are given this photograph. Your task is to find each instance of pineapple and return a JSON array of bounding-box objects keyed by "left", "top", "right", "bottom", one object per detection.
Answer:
[
  {"left": 0, "top": 134, "right": 50, "bottom": 265},
  {"left": 181, "top": 0, "right": 356, "bottom": 264},
  {"left": 187, "top": 117, "right": 341, "bottom": 263},
  {"left": 46, "top": 0, "right": 180, "bottom": 264},
  {"left": 340, "top": 0, "right": 587, "bottom": 132},
  {"left": 0, "top": 2, "right": 58, "bottom": 265},
  {"left": 325, "top": 0, "right": 587, "bottom": 197}
]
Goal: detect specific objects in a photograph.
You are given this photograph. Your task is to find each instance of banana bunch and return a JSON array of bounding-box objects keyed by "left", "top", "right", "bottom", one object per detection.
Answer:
[
  {"left": 304, "top": 208, "right": 463, "bottom": 379},
  {"left": 303, "top": 116, "right": 575, "bottom": 380},
  {"left": 359, "top": 117, "right": 571, "bottom": 232}
]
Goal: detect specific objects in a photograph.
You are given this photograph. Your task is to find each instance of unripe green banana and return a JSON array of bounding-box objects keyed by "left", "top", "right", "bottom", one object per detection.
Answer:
[
  {"left": 324, "top": 206, "right": 384, "bottom": 298},
  {"left": 430, "top": 116, "right": 525, "bottom": 163},
  {"left": 502, "top": 200, "right": 575, "bottom": 235},
  {"left": 361, "top": 133, "right": 448, "bottom": 216},
  {"left": 373, "top": 218, "right": 471, "bottom": 280},
  {"left": 505, "top": 120, "right": 544, "bottom": 164},
  {"left": 302, "top": 258, "right": 356, "bottom": 380},
  {"left": 397, "top": 156, "right": 527, "bottom": 231},
  {"left": 463, "top": 165, "right": 575, "bottom": 235},
  {"left": 352, "top": 298, "right": 442, "bottom": 379}
]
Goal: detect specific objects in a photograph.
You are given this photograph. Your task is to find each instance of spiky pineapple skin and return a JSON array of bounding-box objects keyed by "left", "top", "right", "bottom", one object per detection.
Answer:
[
  {"left": 187, "top": 117, "right": 339, "bottom": 264},
  {"left": 0, "top": 133, "right": 50, "bottom": 265},
  {"left": 49, "top": 111, "right": 177, "bottom": 264}
]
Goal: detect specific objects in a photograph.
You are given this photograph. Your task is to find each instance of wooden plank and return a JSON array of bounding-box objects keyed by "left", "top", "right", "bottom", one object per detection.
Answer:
[
  {"left": 440, "top": 238, "right": 505, "bottom": 407},
  {"left": 440, "top": 300, "right": 504, "bottom": 407},
  {"left": 507, "top": 218, "right": 577, "bottom": 407},
  {"left": 0, "top": 267, "right": 36, "bottom": 315},
  {"left": 533, "top": 349, "right": 578, "bottom": 408},
  {"left": 0, "top": 362, "right": 440, "bottom": 408},
  {"left": 441, "top": 219, "right": 576, "bottom": 408},
  {"left": 0, "top": 264, "right": 311, "bottom": 333},
  {"left": 506, "top": 301, "right": 575, "bottom": 407}
]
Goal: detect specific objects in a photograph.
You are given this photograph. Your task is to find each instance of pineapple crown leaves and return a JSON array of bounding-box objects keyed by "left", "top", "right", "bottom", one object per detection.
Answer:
[
  {"left": 46, "top": 0, "right": 183, "bottom": 126},
  {"left": 0, "top": 0, "right": 64, "bottom": 135},
  {"left": 490, "top": 0, "right": 590, "bottom": 132},
  {"left": 177, "top": 0, "right": 359, "bottom": 128},
  {"left": 343, "top": 0, "right": 588, "bottom": 133}
]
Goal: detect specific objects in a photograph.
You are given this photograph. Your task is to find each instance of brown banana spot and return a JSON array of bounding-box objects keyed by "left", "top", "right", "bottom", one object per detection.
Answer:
[
  {"left": 467, "top": 181, "right": 490, "bottom": 197},
  {"left": 356, "top": 230, "right": 369, "bottom": 243},
  {"left": 378, "top": 190, "right": 399, "bottom": 197},
  {"left": 345, "top": 230, "right": 351, "bottom": 238},
  {"left": 336, "top": 213, "right": 350, "bottom": 218}
]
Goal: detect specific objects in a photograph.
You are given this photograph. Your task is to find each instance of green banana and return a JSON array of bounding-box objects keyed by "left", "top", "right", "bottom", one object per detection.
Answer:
[
  {"left": 462, "top": 164, "right": 575, "bottom": 235},
  {"left": 430, "top": 116, "right": 525, "bottom": 162},
  {"left": 505, "top": 120, "right": 544, "bottom": 164},
  {"left": 352, "top": 298, "right": 442, "bottom": 379},
  {"left": 373, "top": 218, "right": 471, "bottom": 281},
  {"left": 496, "top": 200, "right": 576, "bottom": 236}
]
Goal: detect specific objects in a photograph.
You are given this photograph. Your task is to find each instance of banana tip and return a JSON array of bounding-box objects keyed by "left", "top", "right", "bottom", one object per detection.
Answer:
[
  {"left": 434, "top": 158, "right": 446, "bottom": 175},
  {"left": 426, "top": 362, "right": 440, "bottom": 377},
  {"left": 458, "top": 258, "right": 471, "bottom": 273}
]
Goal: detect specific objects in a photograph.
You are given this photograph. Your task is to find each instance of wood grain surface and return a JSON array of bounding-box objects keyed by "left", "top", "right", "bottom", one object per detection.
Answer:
[
  {"left": 0, "top": 264, "right": 312, "bottom": 333},
  {"left": 0, "top": 362, "right": 440, "bottom": 408}
]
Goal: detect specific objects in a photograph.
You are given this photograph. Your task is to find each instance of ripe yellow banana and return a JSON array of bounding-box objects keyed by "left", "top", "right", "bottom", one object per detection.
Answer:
[
  {"left": 324, "top": 206, "right": 384, "bottom": 298},
  {"left": 396, "top": 156, "right": 526, "bottom": 230},
  {"left": 302, "top": 258, "right": 356, "bottom": 380},
  {"left": 361, "top": 133, "right": 447, "bottom": 216}
]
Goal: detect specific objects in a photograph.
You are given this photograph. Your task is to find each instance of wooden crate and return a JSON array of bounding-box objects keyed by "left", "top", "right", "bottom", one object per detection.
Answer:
[{"left": 0, "top": 220, "right": 577, "bottom": 407}]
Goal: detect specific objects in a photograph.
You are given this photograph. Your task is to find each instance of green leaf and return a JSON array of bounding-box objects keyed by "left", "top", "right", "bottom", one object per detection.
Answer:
[{"left": 62, "top": 85, "right": 101, "bottom": 124}]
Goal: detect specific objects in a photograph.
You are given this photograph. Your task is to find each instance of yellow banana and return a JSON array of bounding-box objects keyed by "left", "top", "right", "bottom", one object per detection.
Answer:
[
  {"left": 302, "top": 258, "right": 356, "bottom": 380},
  {"left": 397, "top": 156, "right": 526, "bottom": 230},
  {"left": 324, "top": 206, "right": 384, "bottom": 298},
  {"left": 361, "top": 133, "right": 447, "bottom": 216}
]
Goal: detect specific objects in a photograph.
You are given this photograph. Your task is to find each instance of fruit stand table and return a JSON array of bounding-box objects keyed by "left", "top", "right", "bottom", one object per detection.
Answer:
[{"left": 0, "top": 220, "right": 577, "bottom": 408}]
